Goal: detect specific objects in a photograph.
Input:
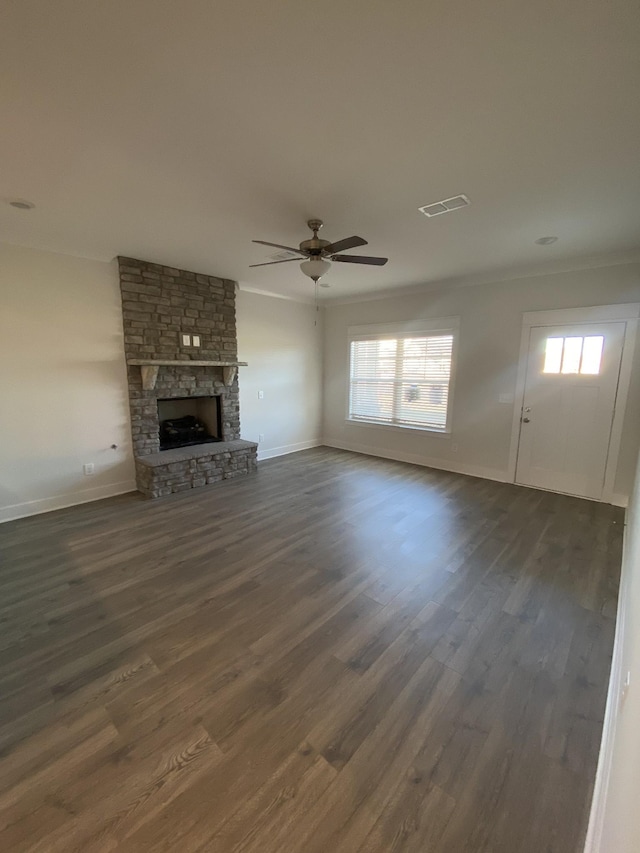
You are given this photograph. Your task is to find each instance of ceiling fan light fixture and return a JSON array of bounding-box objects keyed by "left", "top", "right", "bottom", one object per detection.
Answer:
[
  {"left": 251, "top": 220, "right": 387, "bottom": 286},
  {"left": 300, "top": 257, "right": 331, "bottom": 281}
]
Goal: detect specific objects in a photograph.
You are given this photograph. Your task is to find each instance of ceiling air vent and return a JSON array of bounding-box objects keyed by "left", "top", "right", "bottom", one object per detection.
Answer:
[
  {"left": 418, "top": 194, "right": 471, "bottom": 218},
  {"left": 269, "top": 250, "right": 300, "bottom": 261}
]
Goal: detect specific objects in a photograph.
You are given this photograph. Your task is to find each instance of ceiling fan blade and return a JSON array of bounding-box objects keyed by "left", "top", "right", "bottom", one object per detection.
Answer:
[
  {"left": 249, "top": 258, "right": 301, "bottom": 268},
  {"left": 331, "top": 254, "right": 388, "bottom": 266},
  {"left": 322, "top": 235, "right": 368, "bottom": 254},
  {"left": 252, "top": 240, "right": 306, "bottom": 256}
]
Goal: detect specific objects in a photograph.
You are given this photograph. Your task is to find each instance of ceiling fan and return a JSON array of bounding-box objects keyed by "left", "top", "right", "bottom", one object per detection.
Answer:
[{"left": 250, "top": 219, "right": 388, "bottom": 286}]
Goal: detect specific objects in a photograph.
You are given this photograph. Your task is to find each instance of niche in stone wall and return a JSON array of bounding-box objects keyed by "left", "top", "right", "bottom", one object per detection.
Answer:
[{"left": 157, "top": 395, "right": 222, "bottom": 450}]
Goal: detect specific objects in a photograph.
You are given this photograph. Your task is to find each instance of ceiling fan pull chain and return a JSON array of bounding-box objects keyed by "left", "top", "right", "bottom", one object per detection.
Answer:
[{"left": 314, "top": 280, "right": 318, "bottom": 326}]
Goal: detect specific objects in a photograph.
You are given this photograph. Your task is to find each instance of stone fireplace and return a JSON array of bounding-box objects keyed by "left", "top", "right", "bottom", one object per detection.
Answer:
[{"left": 118, "top": 256, "right": 257, "bottom": 498}]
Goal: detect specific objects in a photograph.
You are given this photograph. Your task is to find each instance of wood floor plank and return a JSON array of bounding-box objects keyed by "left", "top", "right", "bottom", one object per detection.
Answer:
[
  {"left": 0, "top": 447, "right": 623, "bottom": 852},
  {"left": 355, "top": 780, "right": 456, "bottom": 853},
  {"left": 203, "top": 744, "right": 337, "bottom": 853},
  {"left": 287, "top": 657, "right": 461, "bottom": 853}
]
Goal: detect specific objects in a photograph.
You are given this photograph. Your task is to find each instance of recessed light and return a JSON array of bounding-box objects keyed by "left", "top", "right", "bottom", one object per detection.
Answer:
[
  {"left": 535, "top": 236, "right": 558, "bottom": 245},
  {"left": 9, "top": 199, "right": 36, "bottom": 210}
]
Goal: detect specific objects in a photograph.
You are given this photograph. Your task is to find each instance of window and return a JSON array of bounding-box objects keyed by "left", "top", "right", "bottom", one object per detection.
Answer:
[
  {"left": 543, "top": 335, "right": 604, "bottom": 375},
  {"left": 348, "top": 322, "right": 457, "bottom": 431}
]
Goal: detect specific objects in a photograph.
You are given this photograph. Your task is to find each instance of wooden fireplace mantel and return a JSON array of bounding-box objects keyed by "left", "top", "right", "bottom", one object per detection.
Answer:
[{"left": 128, "top": 359, "right": 248, "bottom": 391}]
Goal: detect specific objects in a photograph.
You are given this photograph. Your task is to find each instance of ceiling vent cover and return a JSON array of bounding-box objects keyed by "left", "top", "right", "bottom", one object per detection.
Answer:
[
  {"left": 269, "top": 250, "right": 300, "bottom": 261},
  {"left": 418, "top": 194, "right": 471, "bottom": 217}
]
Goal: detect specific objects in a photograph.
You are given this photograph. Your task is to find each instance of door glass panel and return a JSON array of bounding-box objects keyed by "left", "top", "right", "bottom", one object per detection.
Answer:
[
  {"left": 543, "top": 337, "right": 563, "bottom": 373},
  {"left": 581, "top": 336, "right": 604, "bottom": 374},
  {"left": 561, "top": 337, "right": 583, "bottom": 374},
  {"left": 542, "top": 334, "right": 605, "bottom": 375}
]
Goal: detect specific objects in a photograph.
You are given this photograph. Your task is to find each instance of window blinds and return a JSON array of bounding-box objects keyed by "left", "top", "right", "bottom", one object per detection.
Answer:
[{"left": 349, "top": 333, "right": 454, "bottom": 429}]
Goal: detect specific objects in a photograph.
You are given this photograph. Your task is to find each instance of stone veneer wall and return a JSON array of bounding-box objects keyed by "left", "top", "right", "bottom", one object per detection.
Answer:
[
  {"left": 135, "top": 439, "right": 257, "bottom": 499},
  {"left": 118, "top": 256, "right": 256, "bottom": 496}
]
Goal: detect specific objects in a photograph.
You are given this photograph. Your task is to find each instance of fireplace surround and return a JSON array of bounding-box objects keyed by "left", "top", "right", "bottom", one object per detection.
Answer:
[
  {"left": 118, "top": 256, "right": 257, "bottom": 497},
  {"left": 157, "top": 395, "right": 222, "bottom": 450}
]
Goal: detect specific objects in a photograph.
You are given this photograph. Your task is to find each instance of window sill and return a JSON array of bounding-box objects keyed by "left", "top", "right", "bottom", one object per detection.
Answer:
[{"left": 345, "top": 418, "right": 451, "bottom": 437}]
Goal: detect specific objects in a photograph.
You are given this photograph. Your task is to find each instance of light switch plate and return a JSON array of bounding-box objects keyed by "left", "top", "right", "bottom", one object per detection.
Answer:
[
  {"left": 192, "top": 335, "right": 201, "bottom": 347},
  {"left": 181, "top": 333, "right": 191, "bottom": 346}
]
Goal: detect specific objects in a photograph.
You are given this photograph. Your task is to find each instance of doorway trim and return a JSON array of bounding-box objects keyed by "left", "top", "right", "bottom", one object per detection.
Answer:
[{"left": 507, "top": 302, "right": 640, "bottom": 505}]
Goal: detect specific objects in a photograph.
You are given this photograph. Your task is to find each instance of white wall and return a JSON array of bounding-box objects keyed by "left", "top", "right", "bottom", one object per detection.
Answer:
[
  {"left": 236, "top": 289, "right": 323, "bottom": 459},
  {"left": 0, "top": 243, "right": 135, "bottom": 522},
  {"left": 586, "top": 446, "right": 640, "bottom": 852},
  {"left": 2, "top": 247, "right": 637, "bottom": 521},
  {"left": 323, "top": 263, "right": 640, "bottom": 501},
  {"left": 0, "top": 248, "right": 324, "bottom": 522}
]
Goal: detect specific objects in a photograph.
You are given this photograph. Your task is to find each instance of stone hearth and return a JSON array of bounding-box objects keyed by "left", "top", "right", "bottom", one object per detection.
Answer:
[
  {"left": 119, "top": 256, "right": 257, "bottom": 497},
  {"left": 135, "top": 439, "right": 257, "bottom": 498}
]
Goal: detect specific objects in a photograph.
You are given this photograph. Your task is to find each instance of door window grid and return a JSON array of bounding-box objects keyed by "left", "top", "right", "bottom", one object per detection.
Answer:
[{"left": 543, "top": 335, "right": 604, "bottom": 375}]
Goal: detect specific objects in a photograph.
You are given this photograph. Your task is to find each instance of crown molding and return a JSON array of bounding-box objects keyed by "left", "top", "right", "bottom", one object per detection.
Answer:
[{"left": 323, "top": 249, "right": 640, "bottom": 307}]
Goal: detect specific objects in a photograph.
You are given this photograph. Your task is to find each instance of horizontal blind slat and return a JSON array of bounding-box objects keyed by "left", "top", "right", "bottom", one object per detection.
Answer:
[{"left": 350, "top": 334, "right": 453, "bottom": 428}]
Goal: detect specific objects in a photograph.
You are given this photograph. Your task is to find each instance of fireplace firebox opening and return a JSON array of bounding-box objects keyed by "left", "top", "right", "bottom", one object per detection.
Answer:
[{"left": 157, "top": 396, "right": 222, "bottom": 451}]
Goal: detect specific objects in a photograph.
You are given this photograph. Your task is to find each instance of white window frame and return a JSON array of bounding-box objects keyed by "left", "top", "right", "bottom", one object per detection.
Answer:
[{"left": 346, "top": 317, "right": 460, "bottom": 434}]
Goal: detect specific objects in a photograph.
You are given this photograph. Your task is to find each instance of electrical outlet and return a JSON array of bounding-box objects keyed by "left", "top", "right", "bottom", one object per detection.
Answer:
[
  {"left": 258, "top": 390, "right": 264, "bottom": 399},
  {"left": 451, "top": 442, "right": 459, "bottom": 452},
  {"left": 83, "top": 463, "right": 94, "bottom": 475},
  {"left": 258, "top": 434, "right": 264, "bottom": 443}
]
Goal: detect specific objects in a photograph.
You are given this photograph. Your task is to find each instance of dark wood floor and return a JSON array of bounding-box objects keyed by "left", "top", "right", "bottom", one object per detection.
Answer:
[{"left": 0, "top": 448, "right": 622, "bottom": 852}]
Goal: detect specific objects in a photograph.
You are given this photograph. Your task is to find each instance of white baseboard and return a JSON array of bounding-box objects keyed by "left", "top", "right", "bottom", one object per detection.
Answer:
[
  {"left": 583, "top": 528, "right": 630, "bottom": 852},
  {"left": 324, "top": 439, "right": 630, "bottom": 507},
  {"left": 322, "top": 438, "right": 508, "bottom": 484},
  {"left": 0, "top": 479, "right": 137, "bottom": 524},
  {"left": 258, "top": 439, "right": 323, "bottom": 462}
]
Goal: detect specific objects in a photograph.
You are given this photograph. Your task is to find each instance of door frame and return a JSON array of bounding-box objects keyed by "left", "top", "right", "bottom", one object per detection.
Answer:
[{"left": 507, "top": 303, "right": 640, "bottom": 505}]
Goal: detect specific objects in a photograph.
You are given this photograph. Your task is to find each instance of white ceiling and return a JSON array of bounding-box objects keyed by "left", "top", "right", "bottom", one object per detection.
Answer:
[{"left": 1, "top": 0, "right": 640, "bottom": 301}]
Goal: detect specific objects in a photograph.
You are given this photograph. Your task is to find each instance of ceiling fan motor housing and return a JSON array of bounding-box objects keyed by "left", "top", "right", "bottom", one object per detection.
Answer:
[
  {"left": 300, "top": 219, "right": 330, "bottom": 256},
  {"left": 299, "top": 238, "right": 330, "bottom": 255}
]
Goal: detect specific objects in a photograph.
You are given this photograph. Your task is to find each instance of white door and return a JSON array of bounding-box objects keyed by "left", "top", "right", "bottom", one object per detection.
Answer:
[{"left": 515, "top": 322, "right": 625, "bottom": 500}]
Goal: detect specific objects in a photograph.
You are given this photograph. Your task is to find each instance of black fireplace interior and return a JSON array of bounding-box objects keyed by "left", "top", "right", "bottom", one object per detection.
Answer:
[{"left": 158, "top": 396, "right": 222, "bottom": 451}]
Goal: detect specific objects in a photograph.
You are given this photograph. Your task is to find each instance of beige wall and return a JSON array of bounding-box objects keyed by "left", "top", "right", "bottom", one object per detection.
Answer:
[
  {"left": 0, "top": 243, "right": 135, "bottom": 521},
  {"left": 2, "top": 246, "right": 638, "bottom": 521},
  {"left": 323, "top": 263, "right": 640, "bottom": 500},
  {"left": 236, "top": 289, "right": 323, "bottom": 458},
  {"left": 0, "top": 248, "right": 326, "bottom": 521},
  {"left": 588, "top": 446, "right": 640, "bottom": 852}
]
